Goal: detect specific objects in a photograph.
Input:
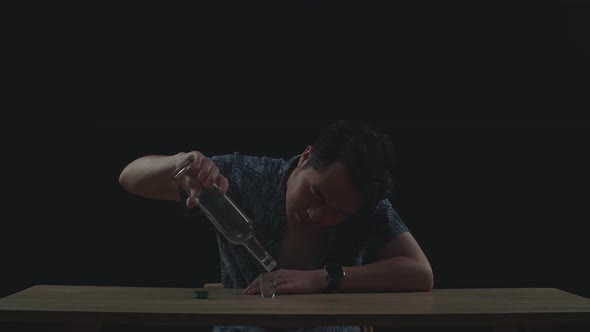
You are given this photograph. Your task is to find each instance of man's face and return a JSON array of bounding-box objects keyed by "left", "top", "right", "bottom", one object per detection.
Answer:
[{"left": 285, "top": 146, "right": 363, "bottom": 231}]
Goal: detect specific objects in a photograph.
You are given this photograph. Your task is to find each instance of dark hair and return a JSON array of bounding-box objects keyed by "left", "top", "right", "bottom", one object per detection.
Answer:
[{"left": 307, "top": 119, "right": 396, "bottom": 210}]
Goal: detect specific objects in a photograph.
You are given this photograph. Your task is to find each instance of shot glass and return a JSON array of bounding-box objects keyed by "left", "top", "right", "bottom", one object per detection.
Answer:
[{"left": 259, "top": 273, "right": 278, "bottom": 298}]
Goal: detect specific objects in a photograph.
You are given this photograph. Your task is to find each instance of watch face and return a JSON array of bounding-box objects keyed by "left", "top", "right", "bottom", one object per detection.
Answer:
[{"left": 325, "top": 263, "right": 344, "bottom": 279}]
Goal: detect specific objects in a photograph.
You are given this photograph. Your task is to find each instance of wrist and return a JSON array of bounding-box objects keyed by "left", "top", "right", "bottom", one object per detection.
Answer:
[
  {"left": 315, "top": 269, "right": 330, "bottom": 292},
  {"left": 172, "top": 153, "right": 192, "bottom": 179},
  {"left": 322, "top": 263, "right": 346, "bottom": 293},
  {"left": 173, "top": 152, "right": 189, "bottom": 169}
]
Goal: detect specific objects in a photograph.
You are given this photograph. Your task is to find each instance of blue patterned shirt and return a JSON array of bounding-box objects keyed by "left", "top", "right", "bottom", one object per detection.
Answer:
[{"left": 185, "top": 152, "right": 409, "bottom": 332}]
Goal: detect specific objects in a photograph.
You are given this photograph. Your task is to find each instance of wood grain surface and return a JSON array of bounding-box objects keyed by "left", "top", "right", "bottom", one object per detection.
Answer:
[{"left": 0, "top": 285, "right": 589, "bottom": 327}]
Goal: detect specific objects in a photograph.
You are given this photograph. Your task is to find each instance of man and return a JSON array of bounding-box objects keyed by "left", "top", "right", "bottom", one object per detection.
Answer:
[{"left": 119, "top": 119, "right": 433, "bottom": 332}]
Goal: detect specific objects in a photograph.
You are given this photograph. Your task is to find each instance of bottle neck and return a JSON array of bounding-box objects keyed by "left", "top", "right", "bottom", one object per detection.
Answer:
[{"left": 242, "top": 235, "right": 278, "bottom": 272}]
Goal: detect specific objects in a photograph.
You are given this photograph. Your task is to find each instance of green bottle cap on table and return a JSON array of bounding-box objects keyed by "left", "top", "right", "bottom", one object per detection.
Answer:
[{"left": 194, "top": 290, "right": 209, "bottom": 299}]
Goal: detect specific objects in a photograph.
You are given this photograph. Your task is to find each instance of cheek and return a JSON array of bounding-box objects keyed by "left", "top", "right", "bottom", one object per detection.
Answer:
[
  {"left": 285, "top": 187, "right": 298, "bottom": 215},
  {"left": 287, "top": 183, "right": 303, "bottom": 206}
]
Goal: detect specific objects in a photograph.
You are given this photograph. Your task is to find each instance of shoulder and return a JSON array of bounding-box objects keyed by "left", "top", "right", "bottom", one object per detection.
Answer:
[
  {"left": 211, "top": 152, "right": 282, "bottom": 168},
  {"left": 210, "top": 153, "right": 292, "bottom": 196},
  {"left": 369, "top": 199, "right": 409, "bottom": 237},
  {"left": 373, "top": 199, "right": 402, "bottom": 221},
  {"left": 211, "top": 153, "right": 289, "bottom": 176}
]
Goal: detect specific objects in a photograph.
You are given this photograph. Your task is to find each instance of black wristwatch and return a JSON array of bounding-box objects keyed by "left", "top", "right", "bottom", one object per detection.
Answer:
[{"left": 323, "top": 263, "right": 345, "bottom": 293}]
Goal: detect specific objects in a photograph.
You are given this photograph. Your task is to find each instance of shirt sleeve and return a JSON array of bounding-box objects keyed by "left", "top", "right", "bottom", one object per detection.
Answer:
[
  {"left": 363, "top": 199, "right": 410, "bottom": 262},
  {"left": 210, "top": 153, "right": 238, "bottom": 180}
]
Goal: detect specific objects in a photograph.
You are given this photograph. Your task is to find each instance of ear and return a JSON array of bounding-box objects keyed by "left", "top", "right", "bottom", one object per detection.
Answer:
[{"left": 297, "top": 145, "right": 313, "bottom": 167}]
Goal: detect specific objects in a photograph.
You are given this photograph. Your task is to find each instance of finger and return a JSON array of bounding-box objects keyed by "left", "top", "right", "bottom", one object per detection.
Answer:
[
  {"left": 186, "top": 197, "right": 199, "bottom": 209},
  {"left": 243, "top": 279, "right": 260, "bottom": 294},
  {"left": 203, "top": 167, "right": 219, "bottom": 188},
  {"left": 244, "top": 286, "right": 260, "bottom": 295},
  {"left": 217, "top": 175, "right": 230, "bottom": 193},
  {"left": 188, "top": 152, "right": 204, "bottom": 176},
  {"left": 197, "top": 160, "right": 214, "bottom": 183}
]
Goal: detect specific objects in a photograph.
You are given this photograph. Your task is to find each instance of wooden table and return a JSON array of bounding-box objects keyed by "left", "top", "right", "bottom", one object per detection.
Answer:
[{"left": 1, "top": 285, "right": 589, "bottom": 331}]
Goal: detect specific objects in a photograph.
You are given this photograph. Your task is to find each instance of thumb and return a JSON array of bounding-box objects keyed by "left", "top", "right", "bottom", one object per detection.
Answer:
[{"left": 186, "top": 197, "right": 199, "bottom": 209}]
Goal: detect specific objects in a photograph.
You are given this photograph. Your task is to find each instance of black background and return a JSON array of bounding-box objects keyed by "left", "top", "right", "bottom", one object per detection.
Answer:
[{"left": 3, "top": 1, "right": 590, "bottom": 331}]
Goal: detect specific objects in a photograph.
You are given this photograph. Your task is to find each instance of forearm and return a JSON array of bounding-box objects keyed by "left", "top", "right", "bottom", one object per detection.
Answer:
[
  {"left": 119, "top": 153, "right": 183, "bottom": 199},
  {"left": 339, "top": 257, "right": 433, "bottom": 292}
]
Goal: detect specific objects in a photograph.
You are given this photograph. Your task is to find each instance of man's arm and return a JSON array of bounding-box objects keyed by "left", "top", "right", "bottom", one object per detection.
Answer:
[
  {"left": 338, "top": 232, "right": 434, "bottom": 292},
  {"left": 119, "top": 151, "right": 229, "bottom": 206},
  {"left": 243, "top": 232, "right": 433, "bottom": 295},
  {"left": 118, "top": 153, "right": 185, "bottom": 201}
]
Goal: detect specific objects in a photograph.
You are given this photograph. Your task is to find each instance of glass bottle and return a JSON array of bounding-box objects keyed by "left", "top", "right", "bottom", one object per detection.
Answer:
[{"left": 172, "top": 156, "right": 278, "bottom": 272}]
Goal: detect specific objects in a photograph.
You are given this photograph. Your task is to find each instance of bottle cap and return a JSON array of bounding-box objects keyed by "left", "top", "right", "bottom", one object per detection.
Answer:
[{"left": 194, "top": 290, "right": 209, "bottom": 299}]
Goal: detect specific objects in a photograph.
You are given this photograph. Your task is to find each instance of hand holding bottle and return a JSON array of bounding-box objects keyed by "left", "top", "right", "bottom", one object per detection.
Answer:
[
  {"left": 173, "top": 152, "right": 278, "bottom": 272},
  {"left": 173, "top": 151, "right": 229, "bottom": 209}
]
